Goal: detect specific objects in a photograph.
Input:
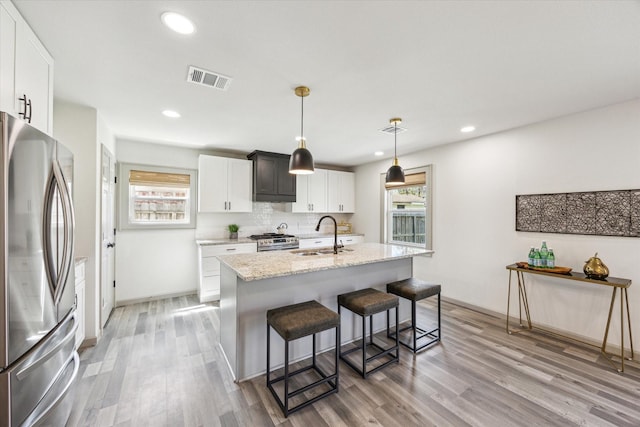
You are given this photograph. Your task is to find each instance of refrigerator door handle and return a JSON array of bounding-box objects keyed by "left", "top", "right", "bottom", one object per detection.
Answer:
[
  {"left": 43, "top": 161, "right": 76, "bottom": 305},
  {"left": 15, "top": 313, "right": 77, "bottom": 381},
  {"left": 54, "top": 159, "right": 75, "bottom": 305},
  {"left": 42, "top": 168, "right": 58, "bottom": 301}
]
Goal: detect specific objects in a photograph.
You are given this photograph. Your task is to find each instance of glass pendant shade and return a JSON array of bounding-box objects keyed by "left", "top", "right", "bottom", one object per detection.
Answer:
[
  {"left": 385, "top": 118, "right": 405, "bottom": 185},
  {"left": 289, "top": 86, "right": 315, "bottom": 174},
  {"left": 289, "top": 139, "right": 314, "bottom": 174}
]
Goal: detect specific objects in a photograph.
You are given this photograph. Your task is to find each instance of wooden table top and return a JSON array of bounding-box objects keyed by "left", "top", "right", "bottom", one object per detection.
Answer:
[{"left": 506, "top": 263, "right": 631, "bottom": 288}]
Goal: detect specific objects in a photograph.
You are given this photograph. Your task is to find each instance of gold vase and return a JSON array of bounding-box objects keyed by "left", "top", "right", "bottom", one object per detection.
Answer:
[{"left": 583, "top": 253, "right": 609, "bottom": 280}]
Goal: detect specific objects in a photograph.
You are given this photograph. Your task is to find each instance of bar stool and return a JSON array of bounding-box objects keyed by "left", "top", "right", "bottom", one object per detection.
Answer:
[
  {"left": 337, "top": 288, "right": 399, "bottom": 378},
  {"left": 266, "top": 300, "right": 340, "bottom": 417},
  {"left": 386, "top": 278, "right": 441, "bottom": 352}
]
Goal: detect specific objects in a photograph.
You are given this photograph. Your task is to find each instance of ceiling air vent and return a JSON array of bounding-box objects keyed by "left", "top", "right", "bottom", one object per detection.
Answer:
[
  {"left": 379, "top": 125, "right": 407, "bottom": 134},
  {"left": 187, "top": 66, "right": 232, "bottom": 91}
]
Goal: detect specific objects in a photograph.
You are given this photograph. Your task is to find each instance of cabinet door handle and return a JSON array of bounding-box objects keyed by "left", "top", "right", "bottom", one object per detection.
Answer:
[
  {"left": 224, "top": 201, "right": 228, "bottom": 210},
  {"left": 26, "top": 98, "right": 32, "bottom": 123},
  {"left": 226, "top": 248, "right": 236, "bottom": 251},
  {"left": 18, "top": 94, "right": 30, "bottom": 121},
  {"left": 228, "top": 201, "right": 231, "bottom": 210}
]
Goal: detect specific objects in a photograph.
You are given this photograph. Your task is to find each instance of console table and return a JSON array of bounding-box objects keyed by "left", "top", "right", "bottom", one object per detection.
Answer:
[{"left": 506, "top": 264, "right": 634, "bottom": 373}]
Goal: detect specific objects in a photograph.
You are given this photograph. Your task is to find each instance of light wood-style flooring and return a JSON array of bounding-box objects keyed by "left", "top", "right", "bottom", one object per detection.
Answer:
[{"left": 67, "top": 294, "right": 640, "bottom": 426}]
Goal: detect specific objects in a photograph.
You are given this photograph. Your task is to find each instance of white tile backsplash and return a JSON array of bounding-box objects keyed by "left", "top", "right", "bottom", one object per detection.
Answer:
[{"left": 195, "top": 202, "right": 352, "bottom": 239}]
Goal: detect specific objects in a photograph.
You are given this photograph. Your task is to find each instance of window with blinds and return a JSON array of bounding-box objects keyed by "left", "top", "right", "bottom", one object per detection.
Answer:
[
  {"left": 384, "top": 167, "right": 432, "bottom": 249},
  {"left": 118, "top": 163, "right": 197, "bottom": 230}
]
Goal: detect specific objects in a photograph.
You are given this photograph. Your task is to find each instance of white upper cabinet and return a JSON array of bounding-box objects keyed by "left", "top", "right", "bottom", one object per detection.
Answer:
[
  {"left": 327, "top": 170, "right": 355, "bottom": 213},
  {"left": 0, "top": 1, "right": 54, "bottom": 135},
  {"left": 198, "top": 155, "right": 252, "bottom": 213},
  {"left": 292, "top": 169, "right": 327, "bottom": 213}
]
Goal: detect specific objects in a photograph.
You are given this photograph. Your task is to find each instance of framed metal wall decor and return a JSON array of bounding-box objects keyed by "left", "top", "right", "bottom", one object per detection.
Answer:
[{"left": 516, "top": 189, "right": 640, "bottom": 237}]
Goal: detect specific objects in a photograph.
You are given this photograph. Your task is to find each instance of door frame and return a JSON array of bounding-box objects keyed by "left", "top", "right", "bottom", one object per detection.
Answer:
[{"left": 100, "top": 144, "right": 116, "bottom": 328}]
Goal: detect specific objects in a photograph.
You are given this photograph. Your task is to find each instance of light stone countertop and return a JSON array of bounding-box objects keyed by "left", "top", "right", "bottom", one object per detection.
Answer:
[{"left": 217, "top": 242, "right": 433, "bottom": 281}]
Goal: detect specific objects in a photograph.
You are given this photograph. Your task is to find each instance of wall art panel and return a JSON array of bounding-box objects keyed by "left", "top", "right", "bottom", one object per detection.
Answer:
[{"left": 516, "top": 189, "right": 640, "bottom": 237}]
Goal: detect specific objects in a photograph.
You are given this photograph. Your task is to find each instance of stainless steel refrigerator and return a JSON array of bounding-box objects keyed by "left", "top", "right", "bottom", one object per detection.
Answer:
[{"left": 0, "top": 112, "right": 79, "bottom": 426}]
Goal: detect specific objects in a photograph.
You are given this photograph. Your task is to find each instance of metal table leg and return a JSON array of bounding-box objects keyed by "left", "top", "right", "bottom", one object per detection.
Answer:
[{"left": 601, "top": 286, "right": 635, "bottom": 373}]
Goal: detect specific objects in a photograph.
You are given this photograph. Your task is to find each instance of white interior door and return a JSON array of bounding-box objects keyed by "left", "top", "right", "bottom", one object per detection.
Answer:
[{"left": 100, "top": 145, "right": 115, "bottom": 327}]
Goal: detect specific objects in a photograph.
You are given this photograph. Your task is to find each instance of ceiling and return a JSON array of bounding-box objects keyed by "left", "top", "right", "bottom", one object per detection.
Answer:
[{"left": 13, "top": 0, "right": 640, "bottom": 167}]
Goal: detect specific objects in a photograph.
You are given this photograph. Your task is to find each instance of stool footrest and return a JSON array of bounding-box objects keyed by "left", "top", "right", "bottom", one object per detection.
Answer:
[
  {"left": 340, "top": 341, "right": 399, "bottom": 377},
  {"left": 389, "top": 324, "right": 440, "bottom": 352},
  {"left": 268, "top": 364, "right": 338, "bottom": 399},
  {"left": 341, "top": 340, "right": 395, "bottom": 363},
  {"left": 267, "top": 370, "right": 338, "bottom": 416},
  {"left": 267, "top": 360, "right": 339, "bottom": 416}
]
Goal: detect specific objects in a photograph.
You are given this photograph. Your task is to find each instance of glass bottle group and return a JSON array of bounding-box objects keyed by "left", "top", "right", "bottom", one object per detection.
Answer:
[{"left": 528, "top": 241, "right": 555, "bottom": 268}]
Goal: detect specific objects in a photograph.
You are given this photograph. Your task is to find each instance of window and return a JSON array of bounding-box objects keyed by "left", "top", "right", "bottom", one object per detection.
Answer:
[
  {"left": 118, "top": 163, "right": 197, "bottom": 230},
  {"left": 383, "top": 166, "right": 432, "bottom": 249}
]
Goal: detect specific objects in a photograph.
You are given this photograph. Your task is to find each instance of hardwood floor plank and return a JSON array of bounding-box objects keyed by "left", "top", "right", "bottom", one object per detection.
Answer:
[{"left": 67, "top": 298, "right": 640, "bottom": 427}]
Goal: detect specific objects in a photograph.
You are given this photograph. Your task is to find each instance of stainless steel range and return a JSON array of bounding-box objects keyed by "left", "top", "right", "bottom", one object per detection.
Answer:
[{"left": 249, "top": 233, "right": 299, "bottom": 251}]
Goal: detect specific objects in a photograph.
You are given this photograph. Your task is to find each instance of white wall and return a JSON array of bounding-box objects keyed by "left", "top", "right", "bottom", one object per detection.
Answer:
[
  {"left": 114, "top": 139, "right": 353, "bottom": 303},
  {"left": 353, "top": 99, "right": 640, "bottom": 348},
  {"left": 53, "top": 101, "right": 101, "bottom": 341}
]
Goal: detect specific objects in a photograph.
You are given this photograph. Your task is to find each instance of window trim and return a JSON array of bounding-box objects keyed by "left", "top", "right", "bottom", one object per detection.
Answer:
[
  {"left": 117, "top": 162, "right": 198, "bottom": 230},
  {"left": 380, "top": 165, "right": 433, "bottom": 251}
]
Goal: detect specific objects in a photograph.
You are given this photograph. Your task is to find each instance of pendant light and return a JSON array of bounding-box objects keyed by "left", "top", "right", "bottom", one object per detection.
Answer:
[
  {"left": 385, "top": 117, "right": 405, "bottom": 185},
  {"left": 289, "top": 86, "right": 315, "bottom": 174}
]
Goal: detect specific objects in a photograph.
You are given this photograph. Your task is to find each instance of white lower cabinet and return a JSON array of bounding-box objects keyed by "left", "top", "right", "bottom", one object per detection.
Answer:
[
  {"left": 198, "top": 242, "right": 256, "bottom": 302},
  {"left": 298, "top": 234, "right": 363, "bottom": 249},
  {"left": 74, "top": 259, "right": 86, "bottom": 349},
  {"left": 298, "top": 237, "right": 334, "bottom": 249},
  {"left": 339, "top": 235, "right": 364, "bottom": 245}
]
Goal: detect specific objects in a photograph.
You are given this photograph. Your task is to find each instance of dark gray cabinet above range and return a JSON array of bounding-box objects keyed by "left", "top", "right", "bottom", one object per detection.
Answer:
[{"left": 247, "top": 150, "right": 296, "bottom": 202}]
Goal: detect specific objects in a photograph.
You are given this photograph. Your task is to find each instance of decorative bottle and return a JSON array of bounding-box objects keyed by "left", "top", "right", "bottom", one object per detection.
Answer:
[
  {"left": 528, "top": 247, "right": 535, "bottom": 267},
  {"left": 533, "top": 249, "right": 542, "bottom": 268},
  {"left": 547, "top": 248, "right": 555, "bottom": 269},
  {"left": 540, "top": 241, "right": 549, "bottom": 268}
]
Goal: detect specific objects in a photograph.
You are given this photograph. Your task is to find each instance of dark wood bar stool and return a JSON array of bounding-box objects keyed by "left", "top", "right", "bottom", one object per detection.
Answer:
[
  {"left": 337, "top": 288, "right": 399, "bottom": 378},
  {"left": 386, "top": 278, "right": 441, "bottom": 352},
  {"left": 266, "top": 300, "right": 340, "bottom": 417}
]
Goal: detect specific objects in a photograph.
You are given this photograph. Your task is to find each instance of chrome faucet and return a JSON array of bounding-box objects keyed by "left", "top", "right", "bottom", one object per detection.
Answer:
[{"left": 315, "top": 215, "right": 343, "bottom": 254}]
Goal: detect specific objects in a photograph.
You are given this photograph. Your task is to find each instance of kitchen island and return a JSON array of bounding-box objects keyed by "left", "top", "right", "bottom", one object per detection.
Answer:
[{"left": 217, "top": 243, "right": 432, "bottom": 381}]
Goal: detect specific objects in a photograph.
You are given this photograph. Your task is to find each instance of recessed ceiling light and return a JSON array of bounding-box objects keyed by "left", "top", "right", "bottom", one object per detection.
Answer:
[
  {"left": 460, "top": 126, "right": 476, "bottom": 133},
  {"left": 162, "top": 110, "right": 181, "bottom": 118},
  {"left": 374, "top": 151, "right": 384, "bottom": 156},
  {"left": 161, "top": 12, "right": 195, "bottom": 35}
]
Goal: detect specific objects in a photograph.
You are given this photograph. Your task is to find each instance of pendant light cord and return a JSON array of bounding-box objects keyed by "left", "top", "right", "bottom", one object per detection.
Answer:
[
  {"left": 300, "top": 94, "right": 304, "bottom": 142},
  {"left": 394, "top": 120, "right": 397, "bottom": 159}
]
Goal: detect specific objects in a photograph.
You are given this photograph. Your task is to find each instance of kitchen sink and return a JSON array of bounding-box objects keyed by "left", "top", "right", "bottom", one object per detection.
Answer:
[{"left": 291, "top": 248, "right": 354, "bottom": 256}]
